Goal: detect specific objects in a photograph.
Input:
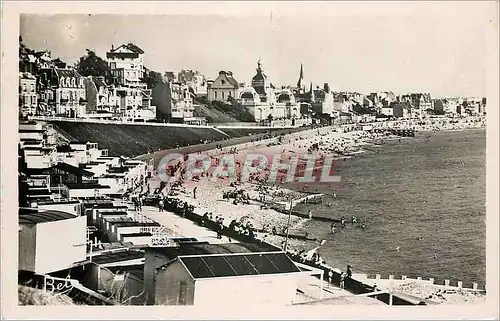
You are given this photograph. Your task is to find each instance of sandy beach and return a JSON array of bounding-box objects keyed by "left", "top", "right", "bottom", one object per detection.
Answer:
[{"left": 143, "top": 118, "right": 486, "bottom": 305}]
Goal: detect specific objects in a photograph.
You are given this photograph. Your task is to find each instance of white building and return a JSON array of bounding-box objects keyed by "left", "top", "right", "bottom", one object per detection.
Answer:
[
  {"left": 275, "top": 88, "right": 301, "bottom": 120},
  {"left": 19, "top": 209, "right": 86, "bottom": 274},
  {"left": 107, "top": 43, "right": 146, "bottom": 88},
  {"left": 19, "top": 72, "right": 38, "bottom": 116},
  {"left": 106, "top": 43, "right": 156, "bottom": 120},
  {"left": 153, "top": 252, "right": 302, "bottom": 306}
]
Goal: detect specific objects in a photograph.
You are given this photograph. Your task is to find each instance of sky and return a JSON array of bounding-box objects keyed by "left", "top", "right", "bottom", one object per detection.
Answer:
[{"left": 20, "top": 3, "right": 494, "bottom": 98}]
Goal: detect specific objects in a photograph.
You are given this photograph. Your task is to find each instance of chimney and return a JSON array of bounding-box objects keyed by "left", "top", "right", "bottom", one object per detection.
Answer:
[
  {"left": 111, "top": 44, "right": 114, "bottom": 51},
  {"left": 218, "top": 71, "right": 227, "bottom": 76}
]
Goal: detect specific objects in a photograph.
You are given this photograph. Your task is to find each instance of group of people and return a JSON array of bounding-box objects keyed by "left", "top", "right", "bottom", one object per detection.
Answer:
[
  {"left": 330, "top": 216, "right": 366, "bottom": 234},
  {"left": 158, "top": 197, "right": 194, "bottom": 217},
  {"left": 223, "top": 188, "right": 251, "bottom": 205},
  {"left": 229, "top": 219, "right": 256, "bottom": 239},
  {"left": 202, "top": 213, "right": 224, "bottom": 239}
]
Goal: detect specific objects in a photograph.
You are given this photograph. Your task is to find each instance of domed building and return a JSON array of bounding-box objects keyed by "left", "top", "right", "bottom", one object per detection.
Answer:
[
  {"left": 239, "top": 60, "right": 277, "bottom": 121},
  {"left": 238, "top": 87, "right": 266, "bottom": 121},
  {"left": 275, "top": 88, "right": 300, "bottom": 119}
]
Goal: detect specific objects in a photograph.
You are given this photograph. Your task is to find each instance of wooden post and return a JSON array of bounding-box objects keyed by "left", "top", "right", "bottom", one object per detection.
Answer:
[
  {"left": 429, "top": 278, "right": 434, "bottom": 284},
  {"left": 284, "top": 199, "right": 293, "bottom": 252},
  {"left": 444, "top": 280, "right": 450, "bottom": 287},
  {"left": 319, "top": 270, "right": 324, "bottom": 300}
]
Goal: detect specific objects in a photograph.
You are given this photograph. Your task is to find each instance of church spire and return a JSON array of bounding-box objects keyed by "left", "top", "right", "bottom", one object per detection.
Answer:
[{"left": 297, "top": 63, "right": 304, "bottom": 90}]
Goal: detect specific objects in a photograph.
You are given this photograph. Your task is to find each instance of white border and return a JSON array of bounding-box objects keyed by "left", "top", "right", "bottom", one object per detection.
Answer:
[{"left": 2, "top": 1, "right": 499, "bottom": 319}]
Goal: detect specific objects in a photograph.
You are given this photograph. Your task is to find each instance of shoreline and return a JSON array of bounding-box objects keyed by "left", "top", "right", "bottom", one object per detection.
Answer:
[{"left": 139, "top": 118, "right": 486, "bottom": 304}]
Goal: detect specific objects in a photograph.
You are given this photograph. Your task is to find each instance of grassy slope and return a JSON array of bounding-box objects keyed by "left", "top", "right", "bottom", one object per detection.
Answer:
[
  {"left": 52, "top": 121, "right": 230, "bottom": 157},
  {"left": 51, "top": 121, "right": 287, "bottom": 158},
  {"left": 195, "top": 104, "right": 241, "bottom": 123}
]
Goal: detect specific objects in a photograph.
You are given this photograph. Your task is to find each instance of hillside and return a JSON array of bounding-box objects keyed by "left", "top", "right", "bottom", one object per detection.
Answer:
[
  {"left": 50, "top": 121, "right": 278, "bottom": 157},
  {"left": 194, "top": 97, "right": 255, "bottom": 123},
  {"left": 195, "top": 104, "right": 241, "bottom": 123}
]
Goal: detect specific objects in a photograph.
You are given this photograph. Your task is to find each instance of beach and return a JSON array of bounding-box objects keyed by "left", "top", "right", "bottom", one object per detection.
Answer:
[{"left": 141, "top": 117, "right": 486, "bottom": 305}]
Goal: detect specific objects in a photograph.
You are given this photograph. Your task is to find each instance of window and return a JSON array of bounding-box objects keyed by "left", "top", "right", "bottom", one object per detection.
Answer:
[
  {"left": 222, "top": 92, "right": 225, "bottom": 99},
  {"left": 71, "top": 78, "right": 76, "bottom": 87},
  {"left": 214, "top": 91, "right": 217, "bottom": 99},
  {"left": 60, "top": 77, "right": 65, "bottom": 87}
]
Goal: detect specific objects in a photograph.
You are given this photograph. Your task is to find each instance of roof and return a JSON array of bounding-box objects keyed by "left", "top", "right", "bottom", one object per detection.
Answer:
[
  {"left": 54, "top": 68, "right": 82, "bottom": 79},
  {"left": 36, "top": 199, "right": 80, "bottom": 205},
  {"left": 111, "top": 221, "right": 160, "bottom": 227},
  {"left": 91, "top": 250, "right": 145, "bottom": 265},
  {"left": 93, "top": 77, "right": 107, "bottom": 88},
  {"left": 65, "top": 183, "right": 110, "bottom": 189},
  {"left": 172, "top": 252, "right": 300, "bottom": 279},
  {"left": 52, "top": 162, "right": 95, "bottom": 177},
  {"left": 20, "top": 72, "right": 37, "bottom": 80},
  {"left": 107, "top": 43, "right": 145, "bottom": 57},
  {"left": 26, "top": 188, "right": 51, "bottom": 196},
  {"left": 19, "top": 129, "right": 45, "bottom": 133},
  {"left": 19, "top": 209, "right": 76, "bottom": 224},
  {"left": 98, "top": 211, "right": 128, "bottom": 216},
  {"left": 56, "top": 145, "right": 75, "bottom": 153},
  {"left": 120, "top": 232, "right": 153, "bottom": 237}
]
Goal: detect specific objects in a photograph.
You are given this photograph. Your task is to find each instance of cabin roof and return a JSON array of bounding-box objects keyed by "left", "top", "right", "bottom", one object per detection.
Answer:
[
  {"left": 172, "top": 251, "right": 300, "bottom": 279},
  {"left": 19, "top": 209, "right": 76, "bottom": 224}
]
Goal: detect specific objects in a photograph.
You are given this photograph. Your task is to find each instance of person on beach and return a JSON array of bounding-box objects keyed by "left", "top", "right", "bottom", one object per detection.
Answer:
[
  {"left": 340, "top": 272, "right": 346, "bottom": 289},
  {"left": 193, "top": 186, "right": 197, "bottom": 199},
  {"left": 331, "top": 223, "right": 336, "bottom": 234},
  {"left": 158, "top": 199, "right": 164, "bottom": 212},
  {"left": 308, "top": 210, "right": 313, "bottom": 219},
  {"left": 346, "top": 265, "right": 352, "bottom": 279}
]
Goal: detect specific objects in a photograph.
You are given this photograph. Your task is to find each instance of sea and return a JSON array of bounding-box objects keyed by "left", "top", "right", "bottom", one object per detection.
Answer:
[{"left": 292, "top": 129, "right": 486, "bottom": 287}]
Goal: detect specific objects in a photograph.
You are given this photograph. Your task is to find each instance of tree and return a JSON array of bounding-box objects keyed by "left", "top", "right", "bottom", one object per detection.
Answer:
[
  {"left": 142, "top": 69, "right": 163, "bottom": 89},
  {"left": 75, "top": 49, "right": 110, "bottom": 78}
]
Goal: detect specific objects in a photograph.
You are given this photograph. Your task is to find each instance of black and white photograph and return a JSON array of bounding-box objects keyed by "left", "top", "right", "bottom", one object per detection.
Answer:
[{"left": 1, "top": 1, "right": 498, "bottom": 319}]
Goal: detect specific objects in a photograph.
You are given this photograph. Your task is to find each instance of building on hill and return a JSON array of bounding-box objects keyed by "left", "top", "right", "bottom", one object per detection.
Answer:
[
  {"left": 37, "top": 67, "right": 87, "bottom": 117},
  {"left": 207, "top": 71, "right": 240, "bottom": 102},
  {"left": 275, "top": 88, "right": 300, "bottom": 120},
  {"left": 106, "top": 43, "right": 146, "bottom": 88},
  {"left": 391, "top": 101, "right": 411, "bottom": 118},
  {"left": 408, "top": 93, "right": 432, "bottom": 118},
  {"left": 104, "top": 43, "right": 156, "bottom": 120},
  {"left": 152, "top": 80, "right": 195, "bottom": 122},
  {"left": 19, "top": 72, "right": 38, "bottom": 117},
  {"left": 85, "top": 76, "right": 117, "bottom": 116},
  {"left": 238, "top": 60, "right": 283, "bottom": 122},
  {"left": 177, "top": 70, "right": 208, "bottom": 96}
]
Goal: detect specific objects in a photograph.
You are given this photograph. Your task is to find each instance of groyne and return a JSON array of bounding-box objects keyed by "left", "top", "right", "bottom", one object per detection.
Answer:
[{"left": 156, "top": 196, "right": 485, "bottom": 305}]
